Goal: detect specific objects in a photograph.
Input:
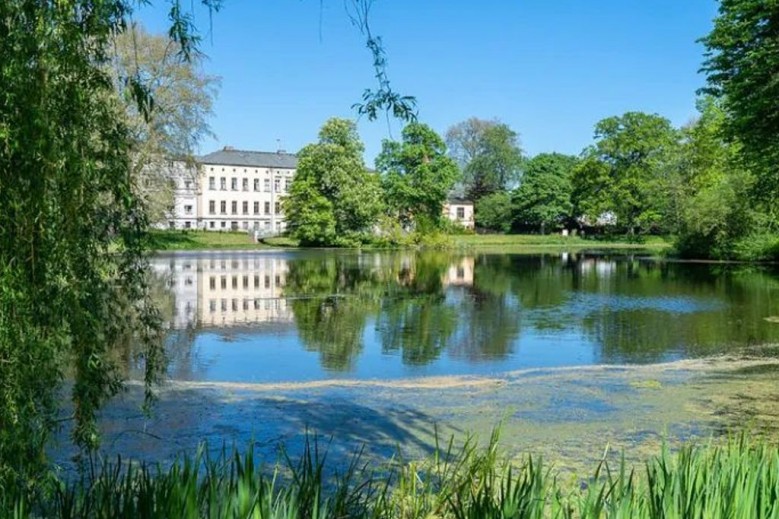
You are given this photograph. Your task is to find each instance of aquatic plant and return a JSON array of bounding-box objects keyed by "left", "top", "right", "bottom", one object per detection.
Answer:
[{"left": 4, "top": 432, "right": 779, "bottom": 518}]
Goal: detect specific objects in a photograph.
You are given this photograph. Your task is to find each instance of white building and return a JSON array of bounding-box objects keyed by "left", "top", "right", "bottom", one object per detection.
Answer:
[
  {"left": 443, "top": 197, "right": 475, "bottom": 230},
  {"left": 166, "top": 147, "right": 297, "bottom": 234}
]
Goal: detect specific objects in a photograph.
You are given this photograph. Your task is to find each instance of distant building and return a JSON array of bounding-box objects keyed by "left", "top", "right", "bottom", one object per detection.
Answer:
[
  {"left": 166, "top": 146, "right": 297, "bottom": 235},
  {"left": 443, "top": 197, "right": 475, "bottom": 229}
]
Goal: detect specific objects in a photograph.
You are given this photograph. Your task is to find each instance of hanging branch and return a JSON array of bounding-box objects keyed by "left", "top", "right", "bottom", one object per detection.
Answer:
[{"left": 346, "top": 0, "right": 418, "bottom": 125}]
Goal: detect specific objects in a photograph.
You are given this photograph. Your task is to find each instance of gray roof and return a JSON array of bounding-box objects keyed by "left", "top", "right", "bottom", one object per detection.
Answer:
[{"left": 198, "top": 147, "right": 298, "bottom": 169}]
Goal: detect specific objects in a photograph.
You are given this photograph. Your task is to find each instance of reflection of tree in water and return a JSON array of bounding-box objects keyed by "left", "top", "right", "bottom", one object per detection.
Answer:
[
  {"left": 448, "top": 288, "right": 521, "bottom": 361},
  {"left": 285, "top": 255, "right": 384, "bottom": 371}
]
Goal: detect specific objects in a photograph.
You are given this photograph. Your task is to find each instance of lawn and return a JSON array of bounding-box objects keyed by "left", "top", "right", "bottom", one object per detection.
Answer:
[
  {"left": 148, "top": 230, "right": 272, "bottom": 250},
  {"left": 451, "top": 233, "right": 671, "bottom": 250}
]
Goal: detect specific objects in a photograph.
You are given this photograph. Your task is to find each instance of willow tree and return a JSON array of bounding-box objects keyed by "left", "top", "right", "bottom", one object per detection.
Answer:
[{"left": 0, "top": 0, "right": 415, "bottom": 492}]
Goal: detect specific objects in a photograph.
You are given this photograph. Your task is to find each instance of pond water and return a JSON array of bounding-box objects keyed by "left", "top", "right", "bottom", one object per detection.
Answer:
[
  {"left": 54, "top": 249, "right": 779, "bottom": 472},
  {"left": 145, "top": 250, "right": 779, "bottom": 384}
]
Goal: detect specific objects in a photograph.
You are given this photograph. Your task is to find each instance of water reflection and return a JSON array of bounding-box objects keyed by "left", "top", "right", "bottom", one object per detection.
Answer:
[{"left": 147, "top": 251, "right": 779, "bottom": 382}]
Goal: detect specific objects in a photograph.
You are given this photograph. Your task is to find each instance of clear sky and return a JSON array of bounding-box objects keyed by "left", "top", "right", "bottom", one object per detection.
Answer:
[{"left": 137, "top": 0, "right": 720, "bottom": 163}]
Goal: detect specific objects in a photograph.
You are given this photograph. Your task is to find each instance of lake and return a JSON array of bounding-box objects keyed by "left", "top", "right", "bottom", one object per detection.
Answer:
[
  {"left": 67, "top": 249, "right": 779, "bottom": 472},
  {"left": 145, "top": 250, "right": 779, "bottom": 383}
]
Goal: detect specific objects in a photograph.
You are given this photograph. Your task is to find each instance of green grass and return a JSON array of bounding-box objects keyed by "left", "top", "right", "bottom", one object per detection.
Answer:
[
  {"left": 148, "top": 230, "right": 671, "bottom": 252},
  {"left": 6, "top": 432, "right": 779, "bottom": 518},
  {"left": 451, "top": 233, "right": 671, "bottom": 250},
  {"left": 148, "top": 230, "right": 272, "bottom": 251}
]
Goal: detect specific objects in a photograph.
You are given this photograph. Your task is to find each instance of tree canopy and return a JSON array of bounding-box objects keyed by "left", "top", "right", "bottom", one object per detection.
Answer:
[
  {"left": 513, "top": 153, "right": 578, "bottom": 234},
  {"left": 572, "top": 112, "right": 679, "bottom": 234},
  {"left": 284, "top": 118, "right": 383, "bottom": 246},
  {"left": 377, "top": 123, "right": 460, "bottom": 231},
  {"left": 446, "top": 118, "right": 523, "bottom": 201},
  {"left": 700, "top": 0, "right": 779, "bottom": 205}
]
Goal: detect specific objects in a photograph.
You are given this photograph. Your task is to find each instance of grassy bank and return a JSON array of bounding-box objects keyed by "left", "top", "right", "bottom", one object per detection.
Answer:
[
  {"left": 6, "top": 433, "right": 778, "bottom": 518},
  {"left": 149, "top": 230, "right": 669, "bottom": 253},
  {"left": 451, "top": 234, "right": 671, "bottom": 250},
  {"left": 148, "top": 230, "right": 272, "bottom": 251}
]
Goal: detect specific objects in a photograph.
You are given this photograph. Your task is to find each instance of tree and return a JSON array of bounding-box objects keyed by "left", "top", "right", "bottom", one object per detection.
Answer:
[
  {"left": 446, "top": 118, "right": 523, "bottom": 201},
  {"left": 284, "top": 118, "right": 383, "bottom": 246},
  {"left": 513, "top": 153, "right": 578, "bottom": 234},
  {"left": 572, "top": 112, "right": 679, "bottom": 234},
  {"left": 700, "top": 0, "right": 779, "bottom": 206},
  {"left": 475, "top": 192, "right": 513, "bottom": 233},
  {"left": 110, "top": 24, "right": 220, "bottom": 223},
  {"left": 674, "top": 98, "right": 756, "bottom": 258},
  {"left": 377, "top": 123, "right": 460, "bottom": 231}
]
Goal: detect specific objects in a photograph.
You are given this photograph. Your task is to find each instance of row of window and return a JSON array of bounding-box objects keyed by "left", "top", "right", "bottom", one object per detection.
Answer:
[
  {"left": 208, "top": 177, "right": 291, "bottom": 192},
  {"left": 208, "top": 274, "right": 283, "bottom": 290},
  {"left": 208, "top": 200, "right": 281, "bottom": 215},
  {"left": 208, "top": 166, "right": 292, "bottom": 175},
  {"left": 208, "top": 298, "right": 284, "bottom": 313},
  {"left": 206, "top": 220, "right": 285, "bottom": 231}
]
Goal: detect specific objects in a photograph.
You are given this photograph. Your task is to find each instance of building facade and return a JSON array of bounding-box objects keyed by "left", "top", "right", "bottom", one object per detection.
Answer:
[
  {"left": 167, "top": 147, "right": 297, "bottom": 234},
  {"left": 443, "top": 197, "right": 475, "bottom": 229}
]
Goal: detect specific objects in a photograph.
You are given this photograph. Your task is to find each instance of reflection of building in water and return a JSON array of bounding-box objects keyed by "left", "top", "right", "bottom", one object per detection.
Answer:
[
  {"left": 442, "top": 257, "right": 475, "bottom": 287},
  {"left": 152, "top": 255, "right": 292, "bottom": 329}
]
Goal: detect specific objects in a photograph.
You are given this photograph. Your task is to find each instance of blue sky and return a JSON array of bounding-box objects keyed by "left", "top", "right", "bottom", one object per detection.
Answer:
[{"left": 138, "top": 0, "right": 720, "bottom": 163}]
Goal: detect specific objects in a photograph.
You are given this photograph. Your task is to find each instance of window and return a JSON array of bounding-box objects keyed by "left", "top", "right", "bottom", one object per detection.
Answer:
[
  {"left": 231, "top": 177, "right": 238, "bottom": 191},
  {"left": 242, "top": 178, "right": 248, "bottom": 191},
  {"left": 263, "top": 178, "right": 270, "bottom": 192},
  {"left": 231, "top": 221, "right": 238, "bottom": 230},
  {"left": 264, "top": 221, "right": 271, "bottom": 230},
  {"left": 221, "top": 221, "right": 226, "bottom": 228},
  {"left": 168, "top": 221, "right": 175, "bottom": 229},
  {"left": 274, "top": 178, "right": 281, "bottom": 192},
  {"left": 231, "top": 201, "right": 238, "bottom": 214},
  {"left": 254, "top": 179, "right": 260, "bottom": 191},
  {"left": 220, "top": 276, "right": 227, "bottom": 289},
  {"left": 243, "top": 276, "right": 249, "bottom": 288},
  {"left": 242, "top": 201, "right": 248, "bottom": 214},
  {"left": 184, "top": 205, "right": 192, "bottom": 214},
  {"left": 253, "top": 202, "right": 259, "bottom": 214},
  {"left": 264, "top": 202, "right": 270, "bottom": 214},
  {"left": 209, "top": 201, "right": 215, "bottom": 214},
  {"left": 209, "top": 299, "right": 216, "bottom": 313},
  {"left": 184, "top": 181, "right": 192, "bottom": 190},
  {"left": 209, "top": 177, "right": 215, "bottom": 190},
  {"left": 285, "top": 179, "right": 292, "bottom": 192},
  {"left": 456, "top": 207, "right": 465, "bottom": 219},
  {"left": 220, "top": 201, "right": 226, "bottom": 214},
  {"left": 220, "top": 177, "right": 226, "bottom": 190},
  {"left": 209, "top": 221, "right": 215, "bottom": 229},
  {"left": 232, "top": 276, "right": 238, "bottom": 289},
  {"left": 254, "top": 275, "right": 260, "bottom": 288},
  {"left": 242, "top": 221, "right": 248, "bottom": 229},
  {"left": 264, "top": 275, "right": 270, "bottom": 288},
  {"left": 184, "top": 221, "right": 191, "bottom": 229},
  {"left": 275, "top": 202, "right": 281, "bottom": 215}
]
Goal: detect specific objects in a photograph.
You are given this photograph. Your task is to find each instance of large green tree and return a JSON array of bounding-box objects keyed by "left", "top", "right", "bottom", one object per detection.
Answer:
[
  {"left": 572, "top": 112, "right": 679, "bottom": 234},
  {"left": 513, "top": 153, "right": 578, "bottom": 234},
  {"left": 446, "top": 118, "right": 523, "bottom": 201},
  {"left": 701, "top": 0, "right": 779, "bottom": 207},
  {"left": 284, "top": 118, "right": 383, "bottom": 246},
  {"left": 377, "top": 123, "right": 460, "bottom": 231}
]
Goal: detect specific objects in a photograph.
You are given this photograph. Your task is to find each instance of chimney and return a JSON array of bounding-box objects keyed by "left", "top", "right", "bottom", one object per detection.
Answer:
[{"left": 223, "top": 145, "right": 235, "bottom": 151}]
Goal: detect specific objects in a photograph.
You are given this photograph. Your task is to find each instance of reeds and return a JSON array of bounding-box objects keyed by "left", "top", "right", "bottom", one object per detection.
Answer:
[{"left": 5, "top": 432, "right": 779, "bottom": 518}]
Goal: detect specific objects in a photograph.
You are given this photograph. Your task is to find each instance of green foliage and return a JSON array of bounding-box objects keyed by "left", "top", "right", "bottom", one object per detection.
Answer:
[
  {"left": 475, "top": 191, "right": 514, "bottom": 233},
  {"left": 572, "top": 112, "right": 679, "bottom": 234},
  {"left": 513, "top": 153, "right": 578, "bottom": 234},
  {"left": 284, "top": 118, "right": 383, "bottom": 247},
  {"left": 446, "top": 117, "right": 524, "bottom": 201},
  {"left": 673, "top": 99, "right": 758, "bottom": 259},
  {"left": 377, "top": 122, "right": 460, "bottom": 231},
  {"left": 701, "top": 0, "right": 779, "bottom": 205},
  {"left": 0, "top": 0, "right": 189, "bottom": 488}
]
